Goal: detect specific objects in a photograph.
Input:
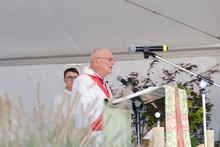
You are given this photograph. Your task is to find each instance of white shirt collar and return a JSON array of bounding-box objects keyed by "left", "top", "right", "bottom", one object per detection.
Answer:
[
  {"left": 63, "top": 88, "right": 71, "bottom": 95},
  {"left": 87, "top": 67, "right": 104, "bottom": 81}
]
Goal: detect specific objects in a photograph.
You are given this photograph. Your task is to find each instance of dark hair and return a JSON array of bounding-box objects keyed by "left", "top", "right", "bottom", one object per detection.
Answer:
[{"left": 64, "top": 67, "right": 79, "bottom": 78}]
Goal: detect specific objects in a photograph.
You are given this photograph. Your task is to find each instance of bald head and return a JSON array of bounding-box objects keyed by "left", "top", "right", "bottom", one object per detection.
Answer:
[
  {"left": 91, "top": 48, "right": 111, "bottom": 59},
  {"left": 90, "top": 48, "right": 114, "bottom": 78}
]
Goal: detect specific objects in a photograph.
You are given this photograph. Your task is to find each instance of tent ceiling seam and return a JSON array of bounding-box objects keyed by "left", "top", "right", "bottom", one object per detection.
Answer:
[{"left": 124, "top": 0, "right": 220, "bottom": 40}]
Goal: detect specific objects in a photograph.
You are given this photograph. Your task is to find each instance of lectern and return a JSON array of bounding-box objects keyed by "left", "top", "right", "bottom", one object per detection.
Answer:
[{"left": 103, "top": 85, "right": 191, "bottom": 147}]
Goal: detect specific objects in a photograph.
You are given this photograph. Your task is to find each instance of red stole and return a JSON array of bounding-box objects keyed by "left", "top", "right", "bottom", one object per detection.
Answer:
[
  {"left": 86, "top": 74, "right": 110, "bottom": 131},
  {"left": 174, "top": 88, "right": 185, "bottom": 147}
]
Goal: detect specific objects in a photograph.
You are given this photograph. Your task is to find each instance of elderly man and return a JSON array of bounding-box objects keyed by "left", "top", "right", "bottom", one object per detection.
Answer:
[{"left": 71, "top": 48, "right": 115, "bottom": 145}]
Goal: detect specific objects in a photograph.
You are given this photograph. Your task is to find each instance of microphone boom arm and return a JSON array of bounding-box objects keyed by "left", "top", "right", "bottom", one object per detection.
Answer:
[{"left": 146, "top": 52, "right": 220, "bottom": 88}]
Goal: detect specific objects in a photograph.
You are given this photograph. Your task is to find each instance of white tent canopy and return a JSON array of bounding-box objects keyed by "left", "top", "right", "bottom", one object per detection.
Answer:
[{"left": 0, "top": 0, "right": 220, "bottom": 66}]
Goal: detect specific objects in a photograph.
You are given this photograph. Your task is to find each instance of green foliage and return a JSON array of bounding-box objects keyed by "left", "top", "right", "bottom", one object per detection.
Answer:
[
  {"left": 125, "top": 59, "right": 219, "bottom": 146},
  {"left": 191, "top": 136, "right": 200, "bottom": 147}
]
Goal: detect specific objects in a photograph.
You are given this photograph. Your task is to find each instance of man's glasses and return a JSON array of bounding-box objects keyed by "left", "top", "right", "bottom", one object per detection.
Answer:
[
  {"left": 96, "top": 57, "right": 114, "bottom": 62},
  {"left": 66, "top": 76, "right": 78, "bottom": 80}
]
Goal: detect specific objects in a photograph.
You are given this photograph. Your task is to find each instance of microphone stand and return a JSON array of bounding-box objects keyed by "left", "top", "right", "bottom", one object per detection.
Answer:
[
  {"left": 143, "top": 51, "right": 220, "bottom": 147},
  {"left": 132, "top": 101, "right": 143, "bottom": 147},
  {"left": 129, "top": 85, "right": 143, "bottom": 146}
]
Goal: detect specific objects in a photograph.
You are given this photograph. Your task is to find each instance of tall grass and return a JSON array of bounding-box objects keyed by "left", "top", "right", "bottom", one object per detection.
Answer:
[{"left": 0, "top": 91, "right": 100, "bottom": 147}]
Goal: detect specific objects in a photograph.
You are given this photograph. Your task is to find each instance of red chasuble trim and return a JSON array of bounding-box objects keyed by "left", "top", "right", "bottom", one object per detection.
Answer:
[{"left": 86, "top": 74, "right": 110, "bottom": 131}]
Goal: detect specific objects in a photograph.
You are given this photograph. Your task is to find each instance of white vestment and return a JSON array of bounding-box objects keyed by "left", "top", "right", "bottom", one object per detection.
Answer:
[
  {"left": 53, "top": 88, "right": 72, "bottom": 116},
  {"left": 71, "top": 67, "right": 113, "bottom": 145}
]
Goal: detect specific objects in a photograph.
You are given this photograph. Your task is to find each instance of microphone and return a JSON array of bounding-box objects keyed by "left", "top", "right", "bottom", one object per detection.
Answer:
[
  {"left": 117, "top": 76, "right": 143, "bottom": 105},
  {"left": 117, "top": 76, "right": 129, "bottom": 86},
  {"left": 117, "top": 76, "right": 139, "bottom": 93},
  {"left": 128, "top": 45, "right": 168, "bottom": 53}
]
